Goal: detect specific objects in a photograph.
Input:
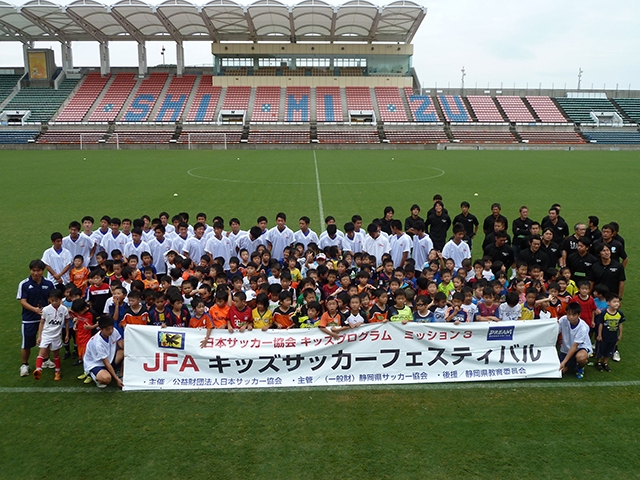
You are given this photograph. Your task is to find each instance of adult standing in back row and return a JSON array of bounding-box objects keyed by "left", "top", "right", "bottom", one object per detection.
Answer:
[
  {"left": 483, "top": 203, "right": 508, "bottom": 236},
  {"left": 426, "top": 201, "right": 451, "bottom": 251}
]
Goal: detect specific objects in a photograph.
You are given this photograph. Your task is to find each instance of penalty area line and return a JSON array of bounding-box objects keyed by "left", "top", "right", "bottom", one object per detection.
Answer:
[
  {"left": 313, "top": 150, "right": 325, "bottom": 232},
  {"left": 2, "top": 380, "right": 639, "bottom": 394}
]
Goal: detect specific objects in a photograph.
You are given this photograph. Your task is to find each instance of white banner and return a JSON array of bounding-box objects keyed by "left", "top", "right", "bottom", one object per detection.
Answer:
[{"left": 123, "top": 320, "right": 561, "bottom": 391}]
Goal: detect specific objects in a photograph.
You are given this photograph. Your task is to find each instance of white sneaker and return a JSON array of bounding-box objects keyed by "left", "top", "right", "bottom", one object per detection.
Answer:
[
  {"left": 95, "top": 379, "right": 108, "bottom": 389},
  {"left": 42, "top": 359, "right": 56, "bottom": 369},
  {"left": 20, "top": 364, "right": 30, "bottom": 377},
  {"left": 612, "top": 350, "right": 621, "bottom": 362}
]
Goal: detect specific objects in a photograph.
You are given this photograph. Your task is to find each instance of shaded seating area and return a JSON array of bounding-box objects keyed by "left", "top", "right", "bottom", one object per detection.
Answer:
[
  {"left": 88, "top": 73, "right": 137, "bottom": 122},
  {"left": 56, "top": 73, "right": 110, "bottom": 122},
  {"left": 4, "top": 79, "right": 79, "bottom": 122}
]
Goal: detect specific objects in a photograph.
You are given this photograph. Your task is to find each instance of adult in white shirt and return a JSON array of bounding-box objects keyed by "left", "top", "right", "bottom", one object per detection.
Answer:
[
  {"left": 100, "top": 218, "right": 128, "bottom": 260},
  {"left": 363, "top": 223, "right": 391, "bottom": 267},
  {"left": 42, "top": 232, "right": 73, "bottom": 285},
  {"left": 266, "top": 213, "right": 295, "bottom": 261},
  {"left": 342, "top": 222, "right": 364, "bottom": 254},
  {"left": 294, "top": 216, "right": 320, "bottom": 250},
  {"left": 412, "top": 221, "right": 433, "bottom": 272},
  {"left": 236, "top": 226, "right": 267, "bottom": 256},
  {"left": 148, "top": 225, "right": 173, "bottom": 275},
  {"left": 63, "top": 220, "right": 95, "bottom": 267},
  {"left": 182, "top": 222, "right": 207, "bottom": 264},
  {"left": 389, "top": 220, "right": 412, "bottom": 268},
  {"left": 123, "top": 228, "right": 150, "bottom": 260},
  {"left": 226, "top": 218, "right": 247, "bottom": 252},
  {"left": 441, "top": 224, "right": 472, "bottom": 270},
  {"left": 169, "top": 222, "right": 191, "bottom": 255},
  {"left": 205, "top": 222, "right": 234, "bottom": 268},
  {"left": 319, "top": 224, "right": 343, "bottom": 250}
]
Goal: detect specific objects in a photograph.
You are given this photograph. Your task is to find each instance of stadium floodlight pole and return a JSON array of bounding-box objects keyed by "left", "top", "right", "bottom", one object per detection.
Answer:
[
  {"left": 161, "top": 46, "right": 166, "bottom": 65},
  {"left": 460, "top": 66, "right": 465, "bottom": 93},
  {"left": 577, "top": 68, "right": 583, "bottom": 90}
]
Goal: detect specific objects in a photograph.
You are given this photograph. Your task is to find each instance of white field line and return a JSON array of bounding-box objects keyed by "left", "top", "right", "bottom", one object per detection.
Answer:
[
  {"left": 313, "top": 150, "right": 325, "bottom": 232},
  {"left": 2, "top": 380, "right": 639, "bottom": 394}
]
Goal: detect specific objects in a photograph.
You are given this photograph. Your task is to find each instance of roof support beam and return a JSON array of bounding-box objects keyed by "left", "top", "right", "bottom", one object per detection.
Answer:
[
  {"left": 109, "top": 6, "right": 146, "bottom": 44},
  {"left": 288, "top": 6, "right": 295, "bottom": 42},
  {"left": 368, "top": 7, "right": 381, "bottom": 42},
  {"left": 64, "top": 6, "right": 108, "bottom": 44},
  {"left": 329, "top": 7, "right": 337, "bottom": 42},
  {"left": 18, "top": 7, "right": 68, "bottom": 42},
  {"left": 0, "top": 17, "right": 32, "bottom": 44},
  {"left": 242, "top": 6, "right": 257, "bottom": 42},
  {"left": 197, "top": 7, "right": 220, "bottom": 43},
  {"left": 153, "top": 6, "right": 183, "bottom": 44},
  {"left": 405, "top": 7, "right": 426, "bottom": 43}
]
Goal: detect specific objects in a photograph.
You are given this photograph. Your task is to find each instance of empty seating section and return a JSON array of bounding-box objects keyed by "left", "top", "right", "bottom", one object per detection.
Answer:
[
  {"left": 554, "top": 98, "right": 621, "bottom": 124},
  {"left": 4, "top": 79, "right": 78, "bottom": 122},
  {"left": 385, "top": 129, "right": 448, "bottom": 144},
  {"left": 56, "top": 73, "right": 110, "bottom": 122},
  {"left": 178, "top": 130, "right": 242, "bottom": 144},
  {"left": 221, "top": 86, "right": 251, "bottom": 111},
  {"left": 285, "top": 87, "right": 310, "bottom": 122},
  {"left": 184, "top": 76, "right": 221, "bottom": 122},
  {"left": 450, "top": 130, "right": 516, "bottom": 143},
  {"left": 317, "top": 129, "right": 379, "bottom": 144},
  {"left": 518, "top": 131, "right": 584, "bottom": 144},
  {"left": 466, "top": 96, "right": 504, "bottom": 122},
  {"left": 89, "top": 73, "right": 137, "bottom": 122},
  {"left": 0, "top": 130, "right": 38, "bottom": 144},
  {"left": 524, "top": 97, "right": 567, "bottom": 122},
  {"left": 155, "top": 75, "right": 196, "bottom": 122},
  {"left": 248, "top": 130, "right": 310, "bottom": 144},
  {"left": 0, "top": 74, "right": 22, "bottom": 104},
  {"left": 496, "top": 96, "right": 535, "bottom": 123},
  {"left": 282, "top": 68, "right": 305, "bottom": 77},
  {"left": 437, "top": 95, "right": 470, "bottom": 122},
  {"left": 38, "top": 130, "right": 105, "bottom": 144},
  {"left": 403, "top": 88, "right": 439, "bottom": 122},
  {"left": 122, "top": 73, "right": 169, "bottom": 122},
  {"left": 340, "top": 67, "right": 363, "bottom": 76},
  {"left": 106, "top": 130, "right": 174, "bottom": 144},
  {"left": 374, "top": 87, "right": 408, "bottom": 122},
  {"left": 316, "top": 87, "right": 343, "bottom": 122},
  {"left": 255, "top": 67, "right": 276, "bottom": 77},
  {"left": 583, "top": 130, "right": 640, "bottom": 144},
  {"left": 613, "top": 98, "right": 640, "bottom": 123},
  {"left": 251, "top": 87, "right": 281, "bottom": 122},
  {"left": 346, "top": 87, "right": 373, "bottom": 111}
]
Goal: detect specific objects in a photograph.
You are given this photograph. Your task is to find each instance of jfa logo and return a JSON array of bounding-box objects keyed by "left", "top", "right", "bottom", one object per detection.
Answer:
[
  {"left": 487, "top": 326, "right": 515, "bottom": 341},
  {"left": 158, "top": 331, "right": 185, "bottom": 350}
]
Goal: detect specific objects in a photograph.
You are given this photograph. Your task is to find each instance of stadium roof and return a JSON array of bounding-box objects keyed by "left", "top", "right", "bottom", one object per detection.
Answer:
[{"left": 0, "top": 0, "right": 426, "bottom": 44}]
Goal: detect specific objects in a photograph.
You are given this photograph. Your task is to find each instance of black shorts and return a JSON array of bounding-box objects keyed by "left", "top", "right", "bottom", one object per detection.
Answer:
[
  {"left": 21, "top": 322, "right": 39, "bottom": 349},
  {"left": 598, "top": 341, "right": 617, "bottom": 359}
]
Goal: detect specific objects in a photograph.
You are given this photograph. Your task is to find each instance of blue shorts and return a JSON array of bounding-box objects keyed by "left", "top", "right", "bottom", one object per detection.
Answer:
[
  {"left": 21, "top": 322, "right": 39, "bottom": 350},
  {"left": 89, "top": 366, "right": 106, "bottom": 377},
  {"left": 559, "top": 348, "right": 588, "bottom": 371}
]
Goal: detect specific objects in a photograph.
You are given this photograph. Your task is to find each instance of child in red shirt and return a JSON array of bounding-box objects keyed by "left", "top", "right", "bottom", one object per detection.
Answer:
[{"left": 227, "top": 291, "right": 253, "bottom": 333}]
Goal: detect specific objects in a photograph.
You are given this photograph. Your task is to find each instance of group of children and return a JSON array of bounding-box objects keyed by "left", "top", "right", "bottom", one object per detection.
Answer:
[{"left": 20, "top": 204, "right": 626, "bottom": 386}]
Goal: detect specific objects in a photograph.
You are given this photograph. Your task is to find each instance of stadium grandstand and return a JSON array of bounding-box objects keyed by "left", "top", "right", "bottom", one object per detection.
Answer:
[{"left": 0, "top": 0, "right": 639, "bottom": 149}]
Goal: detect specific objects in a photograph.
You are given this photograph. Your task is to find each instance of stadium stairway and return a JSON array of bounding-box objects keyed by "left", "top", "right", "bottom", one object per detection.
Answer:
[
  {"left": 278, "top": 87, "right": 286, "bottom": 122},
  {"left": 462, "top": 96, "right": 478, "bottom": 122},
  {"left": 370, "top": 87, "right": 382, "bottom": 122},
  {"left": 310, "top": 88, "right": 317, "bottom": 122},
  {"left": 0, "top": 74, "right": 23, "bottom": 108},
  {"left": 340, "top": 88, "right": 348, "bottom": 122},
  {"left": 521, "top": 97, "right": 542, "bottom": 122},
  {"left": 148, "top": 75, "right": 174, "bottom": 121},
  {"left": 611, "top": 98, "right": 640, "bottom": 123},
  {"left": 433, "top": 96, "right": 447, "bottom": 124},
  {"left": 550, "top": 97, "right": 570, "bottom": 123},
  {"left": 399, "top": 89, "right": 414, "bottom": 121},
  {"left": 509, "top": 124, "right": 523, "bottom": 142},
  {"left": 181, "top": 75, "right": 202, "bottom": 120},
  {"left": 492, "top": 98, "right": 510, "bottom": 123},
  {"left": 246, "top": 88, "right": 257, "bottom": 121},
  {"left": 609, "top": 99, "right": 634, "bottom": 123},
  {"left": 114, "top": 77, "right": 144, "bottom": 121}
]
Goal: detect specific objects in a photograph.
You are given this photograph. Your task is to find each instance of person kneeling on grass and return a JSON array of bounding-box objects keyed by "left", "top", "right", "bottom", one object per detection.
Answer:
[
  {"left": 558, "top": 302, "right": 593, "bottom": 379},
  {"left": 83, "top": 315, "right": 124, "bottom": 389}
]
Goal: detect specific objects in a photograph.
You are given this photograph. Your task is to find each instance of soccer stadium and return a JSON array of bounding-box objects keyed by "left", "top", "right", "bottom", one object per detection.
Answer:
[{"left": 2, "top": 1, "right": 639, "bottom": 478}]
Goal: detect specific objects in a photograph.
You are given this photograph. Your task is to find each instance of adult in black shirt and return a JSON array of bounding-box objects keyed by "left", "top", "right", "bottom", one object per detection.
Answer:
[
  {"left": 591, "top": 243, "right": 625, "bottom": 297},
  {"left": 453, "top": 201, "right": 479, "bottom": 248},
  {"left": 404, "top": 204, "right": 424, "bottom": 237},
  {"left": 482, "top": 203, "right": 508, "bottom": 235},
  {"left": 541, "top": 207, "right": 569, "bottom": 245},
  {"left": 512, "top": 206, "right": 532, "bottom": 257},
  {"left": 567, "top": 237, "right": 597, "bottom": 283},
  {"left": 380, "top": 206, "right": 394, "bottom": 235},
  {"left": 518, "top": 235, "right": 550, "bottom": 272},
  {"left": 593, "top": 224, "right": 628, "bottom": 267},
  {"left": 482, "top": 218, "right": 512, "bottom": 250},
  {"left": 540, "top": 228, "right": 560, "bottom": 267},
  {"left": 585, "top": 215, "right": 602, "bottom": 243},
  {"left": 560, "top": 223, "right": 587, "bottom": 267},
  {"left": 426, "top": 201, "right": 451, "bottom": 251},
  {"left": 483, "top": 231, "right": 514, "bottom": 269}
]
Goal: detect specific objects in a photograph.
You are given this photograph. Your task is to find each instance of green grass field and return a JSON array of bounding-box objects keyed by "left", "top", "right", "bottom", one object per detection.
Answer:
[{"left": 2, "top": 149, "right": 640, "bottom": 478}]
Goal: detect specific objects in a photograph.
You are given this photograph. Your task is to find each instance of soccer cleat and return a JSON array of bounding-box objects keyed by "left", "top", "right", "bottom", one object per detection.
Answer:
[
  {"left": 575, "top": 367, "right": 585, "bottom": 379},
  {"left": 603, "top": 363, "right": 611, "bottom": 372},
  {"left": 54, "top": 371, "right": 62, "bottom": 381},
  {"left": 33, "top": 369, "right": 42, "bottom": 380},
  {"left": 73, "top": 359, "right": 83, "bottom": 366},
  {"left": 77, "top": 372, "right": 88, "bottom": 380},
  {"left": 96, "top": 381, "right": 108, "bottom": 389},
  {"left": 84, "top": 376, "right": 93, "bottom": 384},
  {"left": 20, "top": 364, "right": 30, "bottom": 377},
  {"left": 63, "top": 352, "right": 71, "bottom": 360},
  {"left": 595, "top": 362, "right": 604, "bottom": 372},
  {"left": 42, "top": 359, "right": 55, "bottom": 369},
  {"left": 612, "top": 350, "right": 621, "bottom": 362}
]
